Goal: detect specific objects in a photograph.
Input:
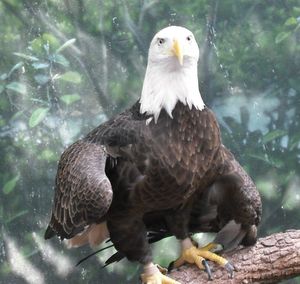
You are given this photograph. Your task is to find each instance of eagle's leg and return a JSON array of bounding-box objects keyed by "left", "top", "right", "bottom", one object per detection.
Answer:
[
  {"left": 107, "top": 215, "right": 180, "bottom": 284},
  {"left": 170, "top": 238, "right": 234, "bottom": 280},
  {"left": 165, "top": 206, "right": 233, "bottom": 280}
]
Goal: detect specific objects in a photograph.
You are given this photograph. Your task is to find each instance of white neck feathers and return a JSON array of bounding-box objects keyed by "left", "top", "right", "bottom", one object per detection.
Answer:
[{"left": 139, "top": 60, "right": 205, "bottom": 122}]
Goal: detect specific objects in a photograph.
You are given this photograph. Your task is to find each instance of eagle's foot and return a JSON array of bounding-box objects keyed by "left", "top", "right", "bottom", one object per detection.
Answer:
[
  {"left": 141, "top": 263, "right": 180, "bottom": 284},
  {"left": 168, "top": 238, "right": 234, "bottom": 280}
]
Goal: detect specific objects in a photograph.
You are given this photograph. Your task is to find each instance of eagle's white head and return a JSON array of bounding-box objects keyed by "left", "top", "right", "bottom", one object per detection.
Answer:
[{"left": 140, "top": 26, "right": 205, "bottom": 122}]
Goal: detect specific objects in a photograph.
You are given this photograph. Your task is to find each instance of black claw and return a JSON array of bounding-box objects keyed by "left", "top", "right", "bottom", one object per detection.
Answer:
[
  {"left": 202, "top": 260, "right": 213, "bottom": 281},
  {"left": 225, "top": 262, "right": 234, "bottom": 278},
  {"left": 168, "top": 261, "right": 175, "bottom": 272},
  {"left": 157, "top": 264, "right": 168, "bottom": 275}
]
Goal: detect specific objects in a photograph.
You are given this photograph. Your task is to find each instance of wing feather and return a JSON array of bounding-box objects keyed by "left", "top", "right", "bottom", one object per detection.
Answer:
[{"left": 45, "top": 141, "right": 113, "bottom": 240}]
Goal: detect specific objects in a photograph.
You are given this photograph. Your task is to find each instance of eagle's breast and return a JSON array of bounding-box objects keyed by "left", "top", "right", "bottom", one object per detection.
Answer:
[{"left": 132, "top": 102, "right": 222, "bottom": 208}]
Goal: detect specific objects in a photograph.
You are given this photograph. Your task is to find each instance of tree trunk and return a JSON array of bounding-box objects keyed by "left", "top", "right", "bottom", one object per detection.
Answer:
[{"left": 169, "top": 230, "right": 300, "bottom": 283}]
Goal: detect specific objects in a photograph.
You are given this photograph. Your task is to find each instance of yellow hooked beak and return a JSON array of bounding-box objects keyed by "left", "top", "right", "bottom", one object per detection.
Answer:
[{"left": 172, "top": 39, "right": 183, "bottom": 65}]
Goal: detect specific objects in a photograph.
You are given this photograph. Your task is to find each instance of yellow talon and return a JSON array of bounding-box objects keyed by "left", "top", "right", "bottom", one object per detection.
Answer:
[
  {"left": 170, "top": 239, "right": 234, "bottom": 279},
  {"left": 173, "top": 246, "right": 205, "bottom": 269},
  {"left": 141, "top": 263, "right": 181, "bottom": 284},
  {"left": 197, "top": 249, "right": 228, "bottom": 266},
  {"left": 141, "top": 271, "right": 181, "bottom": 284}
]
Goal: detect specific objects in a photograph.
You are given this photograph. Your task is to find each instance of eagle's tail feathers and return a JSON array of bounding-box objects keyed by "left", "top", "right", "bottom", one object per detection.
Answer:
[
  {"left": 75, "top": 244, "right": 115, "bottom": 267},
  {"left": 213, "top": 220, "right": 246, "bottom": 252},
  {"left": 44, "top": 225, "right": 56, "bottom": 240},
  {"left": 104, "top": 252, "right": 125, "bottom": 267},
  {"left": 66, "top": 222, "right": 109, "bottom": 249}
]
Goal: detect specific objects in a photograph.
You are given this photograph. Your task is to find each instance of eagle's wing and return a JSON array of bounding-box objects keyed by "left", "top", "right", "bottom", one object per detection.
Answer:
[
  {"left": 190, "top": 145, "right": 262, "bottom": 250},
  {"left": 217, "top": 145, "right": 262, "bottom": 228},
  {"left": 45, "top": 101, "right": 147, "bottom": 242},
  {"left": 44, "top": 141, "right": 113, "bottom": 240}
]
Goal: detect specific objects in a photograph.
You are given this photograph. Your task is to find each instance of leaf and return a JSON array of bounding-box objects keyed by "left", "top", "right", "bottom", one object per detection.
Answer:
[
  {"left": 248, "top": 152, "right": 270, "bottom": 163},
  {"left": 13, "top": 52, "right": 39, "bottom": 61},
  {"left": 42, "top": 33, "right": 60, "bottom": 49},
  {"left": 30, "top": 38, "right": 44, "bottom": 54},
  {"left": 29, "top": 107, "right": 49, "bottom": 128},
  {"left": 56, "top": 38, "right": 76, "bottom": 53},
  {"left": 50, "top": 54, "right": 69, "bottom": 67},
  {"left": 256, "top": 179, "right": 277, "bottom": 200},
  {"left": 0, "top": 73, "right": 7, "bottom": 80},
  {"left": 34, "top": 74, "right": 50, "bottom": 85},
  {"left": 293, "top": 7, "right": 300, "bottom": 14},
  {"left": 6, "top": 82, "right": 27, "bottom": 95},
  {"left": 267, "top": 156, "right": 284, "bottom": 168},
  {"left": 11, "top": 110, "right": 25, "bottom": 120},
  {"left": 59, "top": 71, "right": 82, "bottom": 84},
  {"left": 288, "top": 133, "right": 300, "bottom": 150},
  {"left": 38, "top": 149, "right": 58, "bottom": 161},
  {"left": 284, "top": 17, "right": 298, "bottom": 26},
  {"left": 32, "top": 62, "right": 49, "bottom": 69},
  {"left": 262, "top": 129, "right": 287, "bottom": 144},
  {"left": 8, "top": 62, "right": 24, "bottom": 77},
  {"left": 3, "top": 175, "right": 20, "bottom": 195},
  {"left": 60, "top": 94, "right": 81, "bottom": 105},
  {"left": 275, "top": 31, "right": 291, "bottom": 44},
  {"left": 6, "top": 210, "right": 28, "bottom": 224},
  {"left": 248, "top": 153, "right": 283, "bottom": 168}
]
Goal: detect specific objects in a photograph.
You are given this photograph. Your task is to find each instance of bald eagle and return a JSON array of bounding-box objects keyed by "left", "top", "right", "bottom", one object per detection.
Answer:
[{"left": 45, "top": 26, "right": 262, "bottom": 283}]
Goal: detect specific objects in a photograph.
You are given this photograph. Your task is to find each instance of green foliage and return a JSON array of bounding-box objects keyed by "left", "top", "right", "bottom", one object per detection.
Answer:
[
  {"left": 29, "top": 107, "right": 50, "bottom": 128},
  {"left": 60, "top": 94, "right": 81, "bottom": 105},
  {"left": 5, "top": 81, "right": 26, "bottom": 95},
  {"left": 0, "top": 0, "right": 299, "bottom": 283},
  {"left": 59, "top": 71, "right": 82, "bottom": 84},
  {"left": 2, "top": 175, "right": 19, "bottom": 195}
]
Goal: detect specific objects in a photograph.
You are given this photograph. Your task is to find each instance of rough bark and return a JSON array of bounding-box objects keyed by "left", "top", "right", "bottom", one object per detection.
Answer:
[{"left": 169, "top": 230, "right": 300, "bottom": 283}]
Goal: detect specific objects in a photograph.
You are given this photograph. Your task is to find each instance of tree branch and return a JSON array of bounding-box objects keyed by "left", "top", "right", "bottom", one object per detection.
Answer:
[{"left": 169, "top": 230, "right": 300, "bottom": 283}]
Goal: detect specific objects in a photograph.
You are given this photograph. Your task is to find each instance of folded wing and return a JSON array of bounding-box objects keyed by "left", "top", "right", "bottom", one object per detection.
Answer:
[{"left": 44, "top": 141, "right": 113, "bottom": 240}]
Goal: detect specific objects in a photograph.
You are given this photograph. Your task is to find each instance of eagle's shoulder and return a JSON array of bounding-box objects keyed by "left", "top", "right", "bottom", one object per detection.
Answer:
[{"left": 84, "top": 100, "right": 148, "bottom": 146}]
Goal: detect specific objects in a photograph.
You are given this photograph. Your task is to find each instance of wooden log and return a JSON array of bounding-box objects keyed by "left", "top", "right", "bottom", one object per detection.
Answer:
[{"left": 169, "top": 230, "right": 300, "bottom": 283}]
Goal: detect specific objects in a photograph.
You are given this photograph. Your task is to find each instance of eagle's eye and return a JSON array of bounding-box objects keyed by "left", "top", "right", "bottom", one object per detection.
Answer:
[
  {"left": 186, "top": 35, "right": 192, "bottom": 41},
  {"left": 157, "top": 38, "right": 165, "bottom": 45}
]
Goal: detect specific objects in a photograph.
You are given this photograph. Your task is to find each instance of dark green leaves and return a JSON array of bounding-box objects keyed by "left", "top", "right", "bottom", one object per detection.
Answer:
[
  {"left": 7, "top": 62, "right": 24, "bottom": 77},
  {"left": 29, "top": 107, "right": 49, "bottom": 128},
  {"left": 50, "top": 53, "right": 70, "bottom": 67},
  {"left": 13, "top": 52, "right": 39, "bottom": 61},
  {"left": 262, "top": 129, "right": 287, "bottom": 144},
  {"left": 6, "top": 82, "right": 27, "bottom": 95},
  {"left": 60, "top": 94, "right": 81, "bottom": 105},
  {"left": 275, "top": 31, "right": 291, "bottom": 44},
  {"left": 288, "top": 133, "right": 300, "bottom": 150},
  {"left": 32, "top": 62, "right": 50, "bottom": 69},
  {"left": 248, "top": 152, "right": 284, "bottom": 168},
  {"left": 3, "top": 175, "right": 20, "bottom": 195},
  {"left": 284, "top": 17, "right": 298, "bottom": 27},
  {"left": 59, "top": 71, "right": 82, "bottom": 84},
  {"left": 34, "top": 74, "right": 50, "bottom": 85},
  {"left": 56, "top": 38, "right": 76, "bottom": 53}
]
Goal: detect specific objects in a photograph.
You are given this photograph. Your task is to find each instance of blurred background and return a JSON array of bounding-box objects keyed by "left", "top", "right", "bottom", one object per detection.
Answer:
[{"left": 0, "top": 0, "right": 300, "bottom": 283}]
